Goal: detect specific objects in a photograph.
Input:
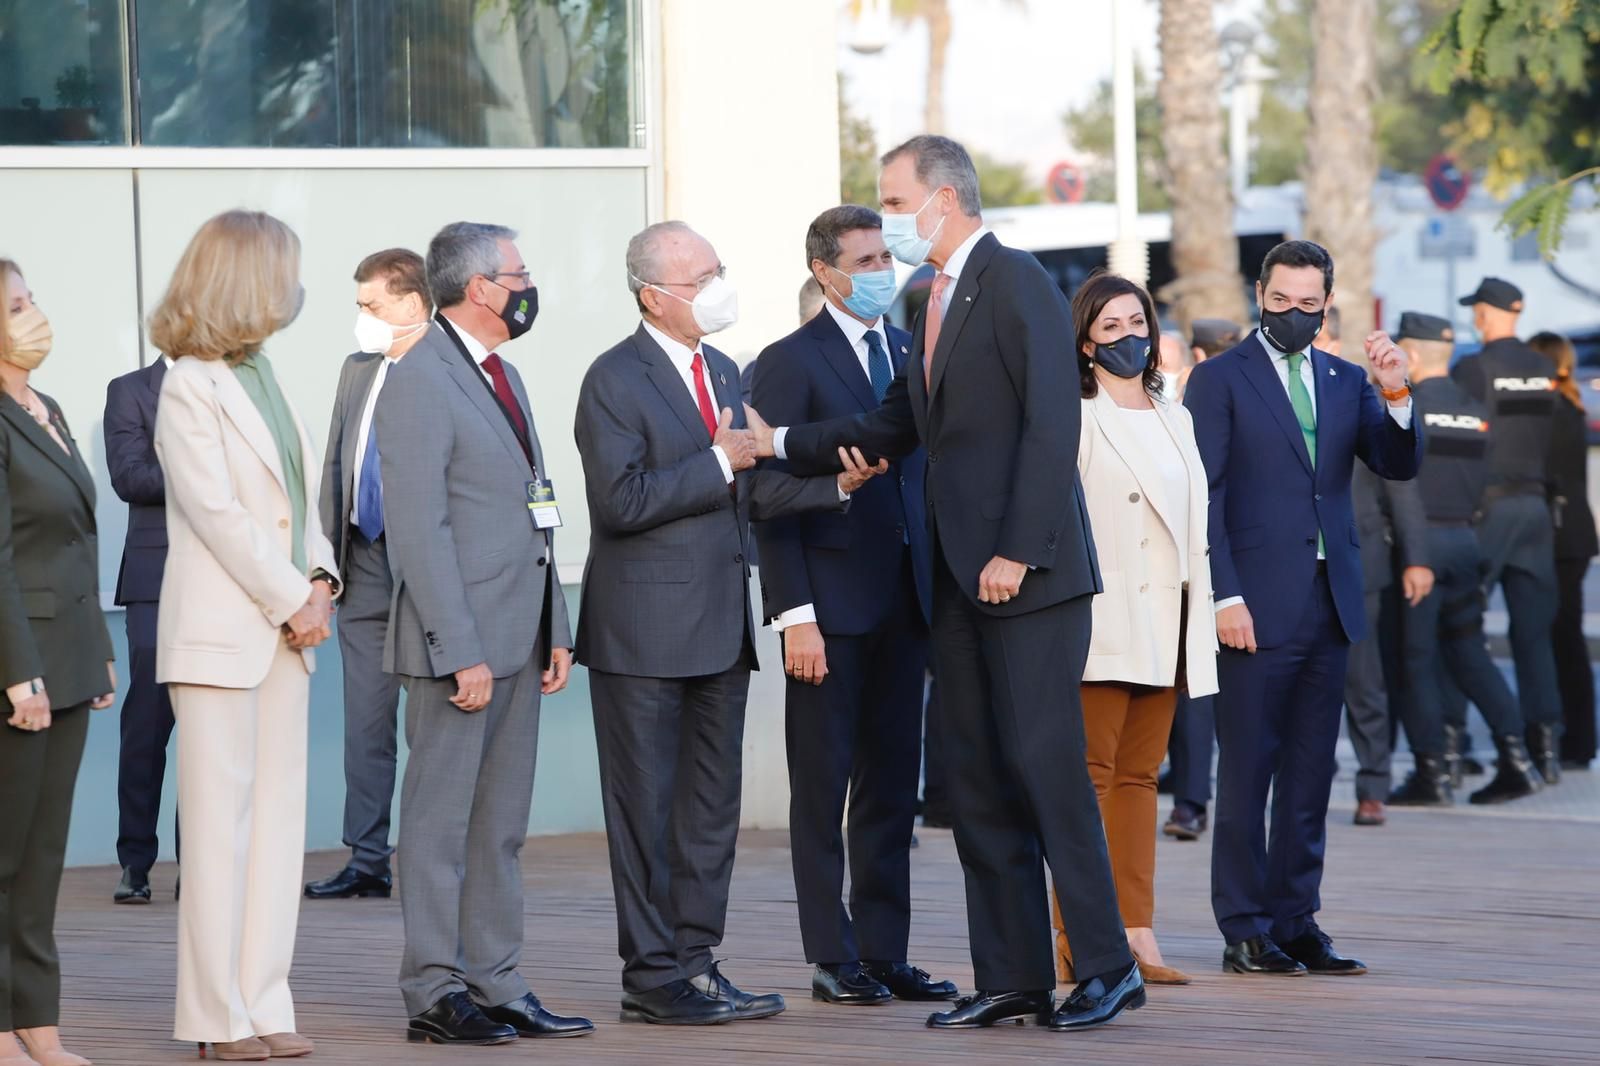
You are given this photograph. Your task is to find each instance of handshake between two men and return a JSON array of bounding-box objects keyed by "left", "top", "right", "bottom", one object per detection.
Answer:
[{"left": 715, "top": 403, "right": 889, "bottom": 498}]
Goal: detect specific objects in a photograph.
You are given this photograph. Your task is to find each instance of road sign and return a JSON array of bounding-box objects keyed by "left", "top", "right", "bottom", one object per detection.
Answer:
[
  {"left": 1424, "top": 154, "right": 1470, "bottom": 212},
  {"left": 1418, "top": 215, "right": 1475, "bottom": 259},
  {"left": 1047, "top": 161, "right": 1085, "bottom": 204}
]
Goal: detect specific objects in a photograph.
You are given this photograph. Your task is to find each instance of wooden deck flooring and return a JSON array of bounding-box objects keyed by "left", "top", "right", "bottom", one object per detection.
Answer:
[{"left": 54, "top": 798, "right": 1600, "bottom": 1065}]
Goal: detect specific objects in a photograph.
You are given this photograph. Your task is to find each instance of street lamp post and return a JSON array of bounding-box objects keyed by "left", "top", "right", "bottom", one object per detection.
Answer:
[
  {"left": 1108, "top": 0, "right": 1148, "bottom": 286},
  {"left": 1221, "top": 21, "right": 1274, "bottom": 202}
]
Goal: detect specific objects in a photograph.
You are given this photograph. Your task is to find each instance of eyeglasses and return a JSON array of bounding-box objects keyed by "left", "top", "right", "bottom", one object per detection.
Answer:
[
  {"left": 484, "top": 270, "right": 532, "bottom": 287},
  {"left": 650, "top": 263, "right": 726, "bottom": 292}
]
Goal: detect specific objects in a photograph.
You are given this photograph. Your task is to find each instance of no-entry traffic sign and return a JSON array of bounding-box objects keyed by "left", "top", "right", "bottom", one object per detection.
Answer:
[{"left": 1424, "top": 154, "right": 1471, "bottom": 212}]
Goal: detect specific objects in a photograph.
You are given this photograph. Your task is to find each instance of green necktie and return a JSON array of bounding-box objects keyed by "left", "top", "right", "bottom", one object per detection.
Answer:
[{"left": 1285, "top": 351, "right": 1323, "bottom": 555}]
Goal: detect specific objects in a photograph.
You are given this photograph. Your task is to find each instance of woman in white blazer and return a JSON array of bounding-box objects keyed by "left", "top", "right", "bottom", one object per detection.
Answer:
[
  {"left": 149, "top": 211, "right": 340, "bottom": 1063},
  {"left": 1050, "top": 271, "right": 1217, "bottom": 989}
]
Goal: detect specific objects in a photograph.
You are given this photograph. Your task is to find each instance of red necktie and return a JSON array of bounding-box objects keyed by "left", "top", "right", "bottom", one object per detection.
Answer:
[
  {"left": 691, "top": 350, "right": 718, "bottom": 438},
  {"left": 482, "top": 352, "right": 529, "bottom": 440},
  {"left": 923, "top": 271, "right": 952, "bottom": 387}
]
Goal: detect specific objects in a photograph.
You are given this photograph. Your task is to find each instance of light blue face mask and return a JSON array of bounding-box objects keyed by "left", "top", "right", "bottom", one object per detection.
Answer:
[
  {"left": 828, "top": 265, "right": 898, "bottom": 320},
  {"left": 881, "top": 191, "right": 946, "bottom": 266}
]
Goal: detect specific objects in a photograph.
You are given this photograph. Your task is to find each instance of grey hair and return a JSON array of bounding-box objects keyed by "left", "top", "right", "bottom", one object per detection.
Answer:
[
  {"left": 426, "top": 221, "right": 517, "bottom": 308},
  {"left": 798, "top": 276, "right": 825, "bottom": 323},
  {"left": 881, "top": 134, "right": 982, "bottom": 217},
  {"left": 625, "top": 220, "right": 694, "bottom": 314},
  {"left": 804, "top": 205, "right": 882, "bottom": 272}
]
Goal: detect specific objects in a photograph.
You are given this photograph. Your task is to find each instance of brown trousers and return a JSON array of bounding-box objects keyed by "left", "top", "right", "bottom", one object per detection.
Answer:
[{"left": 1051, "top": 682, "right": 1178, "bottom": 976}]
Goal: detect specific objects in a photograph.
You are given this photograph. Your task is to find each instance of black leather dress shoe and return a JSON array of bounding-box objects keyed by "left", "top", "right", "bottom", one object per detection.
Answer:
[
  {"left": 481, "top": 992, "right": 594, "bottom": 1037},
  {"left": 114, "top": 867, "right": 152, "bottom": 904},
  {"left": 690, "top": 962, "right": 786, "bottom": 1020},
  {"left": 620, "top": 979, "right": 736, "bottom": 1025},
  {"left": 1222, "top": 935, "right": 1308, "bottom": 975},
  {"left": 1278, "top": 924, "right": 1367, "bottom": 975},
  {"left": 863, "top": 961, "right": 959, "bottom": 1001},
  {"left": 1047, "top": 962, "right": 1145, "bottom": 1031},
  {"left": 813, "top": 963, "right": 892, "bottom": 1005},
  {"left": 304, "top": 865, "right": 392, "bottom": 899},
  {"left": 407, "top": 991, "right": 518, "bottom": 1045},
  {"left": 926, "top": 990, "right": 1053, "bottom": 1029}
]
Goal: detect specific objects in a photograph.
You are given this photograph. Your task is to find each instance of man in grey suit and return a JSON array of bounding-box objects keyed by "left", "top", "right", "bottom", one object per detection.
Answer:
[
  {"left": 574, "top": 221, "right": 883, "bottom": 1026},
  {"left": 305, "top": 248, "right": 430, "bottom": 902},
  {"left": 376, "top": 222, "right": 593, "bottom": 1046}
]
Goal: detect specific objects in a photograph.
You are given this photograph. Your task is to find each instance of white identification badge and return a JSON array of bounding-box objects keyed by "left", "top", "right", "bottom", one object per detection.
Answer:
[{"left": 527, "top": 479, "right": 563, "bottom": 529}]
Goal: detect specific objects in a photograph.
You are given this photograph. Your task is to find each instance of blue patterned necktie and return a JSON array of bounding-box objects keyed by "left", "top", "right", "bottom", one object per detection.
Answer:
[
  {"left": 864, "top": 328, "right": 891, "bottom": 404},
  {"left": 356, "top": 421, "right": 383, "bottom": 540}
]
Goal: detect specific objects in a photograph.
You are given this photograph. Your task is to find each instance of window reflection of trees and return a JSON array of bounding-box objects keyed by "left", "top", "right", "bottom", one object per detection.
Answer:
[{"left": 133, "top": 0, "right": 633, "bottom": 148}]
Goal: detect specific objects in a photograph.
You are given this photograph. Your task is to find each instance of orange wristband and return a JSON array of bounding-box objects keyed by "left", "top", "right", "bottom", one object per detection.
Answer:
[{"left": 1380, "top": 384, "right": 1410, "bottom": 403}]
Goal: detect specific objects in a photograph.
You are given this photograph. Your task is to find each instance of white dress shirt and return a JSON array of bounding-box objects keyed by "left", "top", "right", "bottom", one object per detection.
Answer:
[
  {"left": 349, "top": 355, "right": 398, "bottom": 529},
  {"left": 439, "top": 312, "right": 496, "bottom": 384},
  {"left": 642, "top": 320, "right": 736, "bottom": 484},
  {"left": 771, "top": 303, "right": 893, "bottom": 633},
  {"left": 1214, "top": 330, "right": 1414, "bottom": 613}
]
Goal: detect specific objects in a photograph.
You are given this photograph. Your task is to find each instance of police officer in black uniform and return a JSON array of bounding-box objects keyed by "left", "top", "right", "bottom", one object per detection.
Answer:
[
  {"left": 1390, "top": 312, "right": 1542, "bottom": 804},
  {"left": 1449, "top": 278, "right": 1563, "bottom": 784}
]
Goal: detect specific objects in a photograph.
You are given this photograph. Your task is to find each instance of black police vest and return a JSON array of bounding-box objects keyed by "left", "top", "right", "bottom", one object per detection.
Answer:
[
  {"left": 1471, "top": 338, "right": 1556, "bottom": 487},
  {"left": 1415, "top": 378, "right": 1491, "bottom": 523}
]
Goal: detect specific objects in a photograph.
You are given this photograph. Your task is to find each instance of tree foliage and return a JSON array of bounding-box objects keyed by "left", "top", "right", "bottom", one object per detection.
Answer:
[
  {"left": 1419, "top": 0, "right": 1600, "bottom": 255},
  {"left": 1061, "top": 65, "right": 1170, "bottom": 211}
]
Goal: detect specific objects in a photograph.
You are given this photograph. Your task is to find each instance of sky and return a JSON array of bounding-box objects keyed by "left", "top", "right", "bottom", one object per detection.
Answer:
[{"left": 837, "top": 0, "right": 1264, "bottom": 180}]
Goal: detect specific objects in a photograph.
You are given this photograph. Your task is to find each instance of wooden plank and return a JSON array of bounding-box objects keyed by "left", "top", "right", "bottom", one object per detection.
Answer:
[{"left": 52, "top": 806, "right": 1600, "bottom": 1065}]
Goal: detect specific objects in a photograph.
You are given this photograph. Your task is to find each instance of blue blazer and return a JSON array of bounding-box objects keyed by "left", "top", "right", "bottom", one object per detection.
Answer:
[
  {"left": 750, "top": 310, "right": 932, "bottom": 635},
  {"left": 103, "top": 359, "right": 168, "bottom": 606},
  {"left": 1183, "top": 331, "right": 1422, "bottom": 647}
]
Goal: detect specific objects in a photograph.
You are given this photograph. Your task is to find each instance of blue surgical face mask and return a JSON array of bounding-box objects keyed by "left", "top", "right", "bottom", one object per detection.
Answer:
[
  {"left": 827, "top": 264, "right": 897, "bottom": 320},
  {"left": 881, "top": 191, "right": 947, "bottom": 266}
]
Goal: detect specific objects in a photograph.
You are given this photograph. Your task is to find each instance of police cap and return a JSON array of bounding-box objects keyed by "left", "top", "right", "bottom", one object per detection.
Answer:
[
  {"left": 1457, "top": 276, "right": 1524, "bottom": 312},
  {"left": 1396, "top": 312, "right": 1455, "bottom": 343}
]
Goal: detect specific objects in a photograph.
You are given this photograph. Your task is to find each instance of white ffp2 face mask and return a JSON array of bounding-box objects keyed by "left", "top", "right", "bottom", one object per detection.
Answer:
[
  {"left": 643, "top": 274, "right": 739, "bottom": 335},
  {"left": 353, "top": 311, "right": 425, "bottom": 355}
]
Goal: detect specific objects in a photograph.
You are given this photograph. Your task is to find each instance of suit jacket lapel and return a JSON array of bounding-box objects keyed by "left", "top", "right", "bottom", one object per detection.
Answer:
[
  {"left": 211, "top": 362, "right": 289, "bottom": 495},
  {"left": 341, "top": 357, "right": 383, "bottom": 499},
  {"left": 1090, "top": 391, "right": 1180, "bottom": 543},
  {"left": 430, "top": 322, "right": 532, "bottom": 472},
  {"left": 1310, "top": 347, "right": 1336, "bottom": 487},
  {"left": 927, "top": 232, "right": 998, "bottom": 403},
  {"left": 0, "top": 399, "right": 96, "bottom": 509},
  {"left": 502, "top": 364, "right": 546, "bottom": 477},
  {"left": 811, "top": 312, "right": 878, "bottom": 412},
  {"left": 634, "top": 325, "right": 714, "bottom": 446},
  {"left": 1239, "top": 335, "right": 1314, "bottom": 477}
]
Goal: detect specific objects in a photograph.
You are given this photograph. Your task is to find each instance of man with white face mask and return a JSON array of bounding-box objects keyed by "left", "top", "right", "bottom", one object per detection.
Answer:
[
  {"left": 574, "top": 220, "right": 887, "bottom": 1026},
  {"left": 304, "top": 248, "right": 431, "bottom": 902}
]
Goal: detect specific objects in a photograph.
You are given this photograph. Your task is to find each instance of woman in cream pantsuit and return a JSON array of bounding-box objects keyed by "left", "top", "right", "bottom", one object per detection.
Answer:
[
  {"left": 149, "top": 212, "right": 339, "bottom": 1063},
  {"left": 1050, "top": 271, "right": 1218, "bottom": 988}
]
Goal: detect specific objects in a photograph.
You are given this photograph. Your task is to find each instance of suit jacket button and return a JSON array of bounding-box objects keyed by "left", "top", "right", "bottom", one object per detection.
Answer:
[
  {"left": 1306, "top": 537, "right": 1316, "bottom": 546},
  {"left": 278, "top": 518, "right": 289, "bottom": 529},
  {"left": 537, "top": 557, "right": 547, "bottom": 567},
  {"left": 735, "top": 553, "right": 745, "bottom": 564},
  {"left": 895, "top": 524, "right": 906, "bottom": 539},
  {"left": 1314, "top": 493, "right": 1323, "bottom": 501},
  {"left": 1140, "top": 538, "right": 1149, "bottom": 548},
  {"left": 1140, "top": 584, "right": 1149, "bottom": 593},
  {"left": 78, "top": 594, "right": 88, "bottom": 603},
  {"left": 929, "top": 452, "right": 939, "bottom": 463},
  {"left": 899, "top": 475, "right": 907, "bottom": 487},
  {"left": 1129, "top": 492, "right": 1140, "bottom": 503}
]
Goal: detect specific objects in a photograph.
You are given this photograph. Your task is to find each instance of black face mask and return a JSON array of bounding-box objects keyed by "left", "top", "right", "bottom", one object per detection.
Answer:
[
  {"left": 494, "top": 282, "right": 540, "bottom": 340},
  {"left": 1259, "top": 307, "right": 1324, "bottom": 354},
  {"left": 1093, "top": 334, "right": 1151, "bottom": 379}
]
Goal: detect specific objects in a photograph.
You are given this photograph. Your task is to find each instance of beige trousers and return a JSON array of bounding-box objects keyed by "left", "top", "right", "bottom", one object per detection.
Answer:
[{"left": 170, "top": 641, "right": 309, "bottom": 1043}]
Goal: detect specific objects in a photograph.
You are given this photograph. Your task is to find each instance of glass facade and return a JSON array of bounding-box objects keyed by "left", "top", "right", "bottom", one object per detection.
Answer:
[{"left": 1, "top": 0, "right": 639, "bottom": 149}]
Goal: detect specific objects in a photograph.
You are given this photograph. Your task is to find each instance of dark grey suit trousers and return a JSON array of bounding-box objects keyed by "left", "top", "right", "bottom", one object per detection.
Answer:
[
  {"left": 334, "top": 533, "right": 401, "bottom": 874},
  {"left": 589, "top": 667, "right": 750, "bottom": 993}
]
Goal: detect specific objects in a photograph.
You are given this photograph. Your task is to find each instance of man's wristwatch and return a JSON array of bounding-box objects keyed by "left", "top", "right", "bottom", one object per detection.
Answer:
[{"left": 311, "top": 569, "right": 341, "bottom": 596}]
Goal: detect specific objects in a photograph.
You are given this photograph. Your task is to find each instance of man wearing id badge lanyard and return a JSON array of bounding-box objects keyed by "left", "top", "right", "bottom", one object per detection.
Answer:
[
  {"left": 574, "top": 221, "right": 886, "bottom": 1027},
  {"left": 374, "top": 223, "right": 592, "bottom": 1046}
]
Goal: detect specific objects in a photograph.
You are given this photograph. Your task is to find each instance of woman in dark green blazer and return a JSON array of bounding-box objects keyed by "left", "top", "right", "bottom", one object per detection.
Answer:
[{"left": 0, "top": 260, "right": 116, "bottom": 1066}]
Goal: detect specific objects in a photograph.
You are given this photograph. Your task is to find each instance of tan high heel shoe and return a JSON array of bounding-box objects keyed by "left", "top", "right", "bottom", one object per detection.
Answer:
[
  {"left": 15, "top": 1032, "right": 91, "bottom": 1066},
  {"left": 196, "top": 1039, "right": 269, "bottom": 1062},
  {"left": 1135, "top": 957, "right": 1192, "bottom": 985},
  {"left": 257, "top": 1033, "right": 313, "bottom": 1059}
]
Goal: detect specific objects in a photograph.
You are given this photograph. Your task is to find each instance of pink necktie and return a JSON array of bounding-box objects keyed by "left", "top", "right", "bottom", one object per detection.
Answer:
[{"left": 923, "top": 272, "right": 951, "bottom": 387}]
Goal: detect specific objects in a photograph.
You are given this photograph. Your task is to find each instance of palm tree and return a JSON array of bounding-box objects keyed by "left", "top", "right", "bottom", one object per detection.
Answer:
[
  {"left": 1304, "top": 0, "right": 1379, "bottom": 349},
  {"left": 1156, "top": 0, "right": 1247, "bottom": 331}
]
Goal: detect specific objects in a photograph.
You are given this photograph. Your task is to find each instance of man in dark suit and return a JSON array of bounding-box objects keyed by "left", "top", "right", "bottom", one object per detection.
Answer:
[
  {"left": 751, "top": 135, "right": 1142, "bottom": 1032},
  {"left": 574, "top": 221, "right": 881, "bottom": 1027},
  {"left": 750, "top": 206, "right": 953, "bottom": 1007},
  {"left": 104, "top": 356, "right": 176, "bottom": 904},
  {"left": 1183, "top": 240, "right": 1422, "bottom": 977},
  {"left": 304, "top": 249, "right": 431, "bottom": 902}
]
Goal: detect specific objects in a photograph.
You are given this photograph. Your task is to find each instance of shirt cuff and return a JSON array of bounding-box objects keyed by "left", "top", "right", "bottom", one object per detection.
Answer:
[
  {"left": 1387, "top": 396, "right": 1413, "bottom": 429},
  {"left": 710, "top": 445, "right": 735, "bottom": 484},
  {"left": 773, "top": 427, "right": 789, "bottom": 461},
  {"left": 1214, "top": 595, "right": 1245, "bottom": 614},
  {"left": 772, "top": 604, "right": 818, "bottom": 632},
  {"left": 838, "top": 482, "right": 851, "bottom": 502}
]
